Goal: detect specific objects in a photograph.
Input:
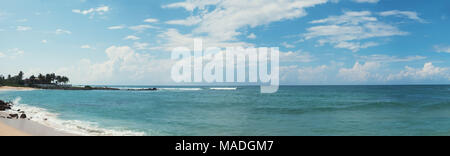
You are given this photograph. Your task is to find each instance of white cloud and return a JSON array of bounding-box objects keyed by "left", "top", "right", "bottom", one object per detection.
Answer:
[
  {"left": 280, "top": 64, "right": 332, "bottom": 84},
  {"left": 55, "top": 29, "right": 72, "bottom": 35},
  {"left": 387, "top": 62, "right": 450, "bottom": 81},
  {"left": 81, "top": 45, "right": 93, "bottom": 49},
  {"left": 352, "top": 0, "right": 379, "bottom": 3},
  {"left": 133, "top": 42, "right": 150, "bottom": 50},
  {"left": 434, "top": 45, "right": 450, "bottom": 53},
  {"left": 281, "top": 42, "right": 295, "bottom": 48},
  {"left": 0, "top": 52, "right": 5, "bottom": 58},
  {"left": 42, "top": 40, "right": 48, "bottom": 44},
  {"left": 11, "top": 48, "right": 24, "bottom": 56},
  {"left": 129, "top": 25, "right": 158, "bottom": 32},
  {"left": 247, "top": 33, "right": 256, "bottom": 39},
  {"left": 157, "top": 28, "right": 252, "bottom": 51},
  {"left": 379, "top": 10, "right": 426, "bottom": 23},
  {"left": 165, "top": 16, "right": 202, "bottom": 26},
  {"left": 124, "top": 35, "right": 140, "bottom": 40},
  {"left": 72, "top": 6, "right": 109, "bottom": 18},
  {"left": 280, "top": 51, "right": 314, "bottom": 63},
  {"left": 338, "top": 62, "right": 381, "bottom": 81},
  {"left": 2, "top": 48, "right": 25, "bottom": 59},
  {"left": 143, "top": 18, "right": 159, "bottom": 23},
  {"left": 298, "top": 65, "right": 329, "bottom": 82},
  {"left": 357, "top": 54, "right": 426, "bottom": 63},
  {"left": 57, "top": 46, "right": 174, "bottom": 84},
  {"left": 108, "top": 25, "right": 125, "bottom": 30},
  {"left": 305, "top": 11, "right": 409, "bottom": 52},
  {"left": 163, "top": 0, "right": 221, "bottom": 12},
  {"left": 16, "top": 26, "right": 32, "bottom": 31},
  {"left": 163, "top": 0, "right": 329, "bottom": 42}
]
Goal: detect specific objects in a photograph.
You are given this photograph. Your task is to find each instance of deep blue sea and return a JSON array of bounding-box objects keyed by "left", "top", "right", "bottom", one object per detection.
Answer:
[{"left": 1, "top": 85, "right": 450, "bottom": 136}]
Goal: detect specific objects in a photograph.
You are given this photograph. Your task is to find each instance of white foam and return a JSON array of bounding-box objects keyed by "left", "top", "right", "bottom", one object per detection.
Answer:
[
  {"left": 210, "top": 88, "right": 237, "bottom": 90},
  {"left": 10, "top": 97, "right": 146, "bottom": 136},
  {"left": 159, "top": 88, "right": 203, "bottom": 91}
]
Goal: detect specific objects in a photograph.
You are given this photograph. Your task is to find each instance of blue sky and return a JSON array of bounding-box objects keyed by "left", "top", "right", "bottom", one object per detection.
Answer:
[{"left": 1, "top": 0, "right": 450, "bottom": 85}]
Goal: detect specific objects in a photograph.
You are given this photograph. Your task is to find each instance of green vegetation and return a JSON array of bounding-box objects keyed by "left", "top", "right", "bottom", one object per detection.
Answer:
[{"left": 0, "top": 71, "right": 69, "bottom": 87}]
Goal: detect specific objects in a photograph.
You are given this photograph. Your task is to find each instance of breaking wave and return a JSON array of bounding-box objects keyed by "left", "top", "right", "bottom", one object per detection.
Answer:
[
  {"left": 10, "top": 97, "right": 146, "bottom": 136},
  {"left": 210, "top": 88, "right": 237, "bottom": 90},
  {"left": 159, "top": 88, "right": 203, "bottom": 91}
]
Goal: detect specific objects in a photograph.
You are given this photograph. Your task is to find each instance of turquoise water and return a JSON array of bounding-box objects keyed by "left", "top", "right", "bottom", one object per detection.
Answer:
[{"left": 1, "top": 85, "right": 450, "bottom": 136}]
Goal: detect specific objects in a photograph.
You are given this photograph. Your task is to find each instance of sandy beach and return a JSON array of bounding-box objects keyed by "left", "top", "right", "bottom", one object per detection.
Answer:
[
  {"left": 0, "top": 120, "right": 30, "bottom": 136},
  {"left": 0, "top": 111, "right": 75, "bottom": 136},
  {"left": 0, "top": 118, "right": 74, "bottom": 136},
  {"left": 0, "top": 86, "right": 37, "bottom": 91}
]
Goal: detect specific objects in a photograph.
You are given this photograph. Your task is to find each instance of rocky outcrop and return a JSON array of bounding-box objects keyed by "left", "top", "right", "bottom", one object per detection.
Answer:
[
  {"left": 1, "top": 99, "right": 29, "bottom": 120},
  {"left": 0, "top": 100, "right": 12, "bottom": 111}
]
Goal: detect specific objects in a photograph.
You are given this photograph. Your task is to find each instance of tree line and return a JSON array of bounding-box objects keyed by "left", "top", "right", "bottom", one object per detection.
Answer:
[{"left": 0, "top": 71, "right": 69, "bottom": 86}]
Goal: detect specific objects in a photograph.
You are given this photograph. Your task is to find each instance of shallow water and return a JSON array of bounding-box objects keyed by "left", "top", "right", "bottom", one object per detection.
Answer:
[{"left": 1, "top": 85, "right": 450, "bottom": 136}]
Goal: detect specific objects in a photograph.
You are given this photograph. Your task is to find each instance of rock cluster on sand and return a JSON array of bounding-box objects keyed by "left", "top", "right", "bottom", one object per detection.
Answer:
[{"left": 0, "top": 100, "right": 29, "bottom": 120}]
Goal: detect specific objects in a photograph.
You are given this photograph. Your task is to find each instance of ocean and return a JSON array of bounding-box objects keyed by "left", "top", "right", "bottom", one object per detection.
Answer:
[{"left": 1, "top": 85, "right": 450, "bottom": 136}]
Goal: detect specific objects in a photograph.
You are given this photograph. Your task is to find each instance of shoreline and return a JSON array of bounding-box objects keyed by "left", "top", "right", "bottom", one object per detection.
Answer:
[
  {"left": 0, "top": 111, "right": 76, "bottom": 136},
  {"left": 0, "top": 87, "right": 77, "bottom": 136},
  {"left": 0, "top": 86, "right": 37, "bottom": 91},
  {"left": 0, "top": 85, "right": 151, "bottom": 136}
]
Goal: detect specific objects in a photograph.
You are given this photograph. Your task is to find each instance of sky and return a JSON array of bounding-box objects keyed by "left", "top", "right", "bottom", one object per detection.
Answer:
[{"left": 1, "top": 0, "right": 450, "bottom": 85}]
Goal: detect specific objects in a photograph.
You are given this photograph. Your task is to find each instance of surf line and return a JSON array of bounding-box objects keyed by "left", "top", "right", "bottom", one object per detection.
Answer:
[{"left": 175, "top": 140, "right": 210, "bottom": 154}]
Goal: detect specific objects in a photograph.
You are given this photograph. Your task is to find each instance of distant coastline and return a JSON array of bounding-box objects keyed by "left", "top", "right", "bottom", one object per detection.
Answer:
[{"left": 0, "top": 71, "right": 158, "bottom": 91}]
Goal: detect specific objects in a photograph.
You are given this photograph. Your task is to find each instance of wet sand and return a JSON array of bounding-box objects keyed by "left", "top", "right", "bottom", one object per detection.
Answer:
[{"left": 0, "top": 118, "right": 75, "bottom": 136}]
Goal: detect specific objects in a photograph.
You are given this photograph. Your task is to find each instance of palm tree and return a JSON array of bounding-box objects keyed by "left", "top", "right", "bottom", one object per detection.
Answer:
[
  {"left": 29, "top": 75, "right": 37, "bottom": 84},
  {"left": 61, "top": 76, "right": 69, "bottom": 84},
  {"left": 17, "top": 71, "right": 24, "bottom": 85},
  {"left": 38, "top": 74, "right": 45, "bottom": 84},
  {"left": 56, "top": 76, "right": 62, "bottom": 84}
]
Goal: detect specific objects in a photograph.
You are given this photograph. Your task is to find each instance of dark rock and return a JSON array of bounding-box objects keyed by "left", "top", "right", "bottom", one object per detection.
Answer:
[
  {"left": 0, "top": 100, "right": 13, "bottom": 111},
  {"left": 9, "top": 114, "right": 19, "bottom": 119},
  {"left": 20, "top": 114, "right": 27, "bottom": 119}
]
